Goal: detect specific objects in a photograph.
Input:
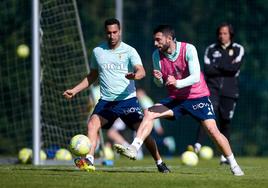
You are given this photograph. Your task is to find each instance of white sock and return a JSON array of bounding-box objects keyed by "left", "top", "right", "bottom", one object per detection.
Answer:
[
  {"left": 156, "top": 159, "right": 163, "bottom": 165},
  {"left": 226, "top": 154, "right": 238, "bottom": 168},
  {"left": 86, "top": 154, "right": 94, "bottom": 164},
  {"left": 131, "top": 137, "right": 144, "bottom": 151},
  {"left": 194, "top": 143, "right": 202, "bottom": 153}
]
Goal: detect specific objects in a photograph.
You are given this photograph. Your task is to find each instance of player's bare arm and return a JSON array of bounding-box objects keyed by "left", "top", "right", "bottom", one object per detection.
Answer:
[
  {"left": 63, "top": 69, "right": 98, "bottom": 99},
  {"left": 125, "top": 64, "right": 145, "bottom": 80}
]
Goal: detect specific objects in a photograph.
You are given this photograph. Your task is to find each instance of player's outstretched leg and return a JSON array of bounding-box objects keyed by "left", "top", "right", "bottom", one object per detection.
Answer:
[
  {"left": 202, "top": 119, "right": 244, "bottom": 176},
  {"left": 74, "top": 157, "right": 96, "bottom": 172}
]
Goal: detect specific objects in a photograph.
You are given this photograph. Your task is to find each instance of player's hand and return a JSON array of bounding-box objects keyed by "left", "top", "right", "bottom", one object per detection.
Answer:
[
  {"left": 153, "top": 70, "right": 162, "bottom": 80},
  {"left": 63, "top": 89, "right": 75, "bottom": 99},
  {"left": 165, "top": 75, "right": 176, "bottom": 86},
  {"left": 125, "top": 72, "right": 136, "bottom": 80}
]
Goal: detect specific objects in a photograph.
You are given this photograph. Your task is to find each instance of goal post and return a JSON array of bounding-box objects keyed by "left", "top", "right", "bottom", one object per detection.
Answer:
[
  {"left": 32, "top": 0, "right": 41, "bottom": 165},
  {"left": 36, "top": 0, "right": 92, "bottom": 164}
]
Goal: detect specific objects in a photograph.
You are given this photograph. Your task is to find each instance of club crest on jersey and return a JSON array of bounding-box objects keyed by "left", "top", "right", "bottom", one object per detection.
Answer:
[{"left": 118, "top": 53, "right": 126, "bottom": 60}]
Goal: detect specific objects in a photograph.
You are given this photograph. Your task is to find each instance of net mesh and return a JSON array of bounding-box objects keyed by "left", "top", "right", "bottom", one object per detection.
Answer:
[
  {"left": 40, "top": 0, "right": 90, "bottom": 154},
  {"left": 0, "top": 0, "right": 32, "bottom": 155}
]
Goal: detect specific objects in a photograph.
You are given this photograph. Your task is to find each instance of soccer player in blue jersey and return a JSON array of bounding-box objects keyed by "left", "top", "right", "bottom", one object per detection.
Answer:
[{"left": 63, "top": 18, "right": 170, "bottom": 173}]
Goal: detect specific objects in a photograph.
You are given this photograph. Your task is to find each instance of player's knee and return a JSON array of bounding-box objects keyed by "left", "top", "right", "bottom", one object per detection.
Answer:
[
  {"left": 87, "top": 116, "right": 101, "bottom": 131},
  {"left": 87, "top": 122, "right": 96, "bottom": 131}
]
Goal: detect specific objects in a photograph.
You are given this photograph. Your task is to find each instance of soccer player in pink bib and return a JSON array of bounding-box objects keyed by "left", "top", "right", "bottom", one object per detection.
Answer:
[{"left": 114, "top": 25, "right": 244, "bottom": 176}]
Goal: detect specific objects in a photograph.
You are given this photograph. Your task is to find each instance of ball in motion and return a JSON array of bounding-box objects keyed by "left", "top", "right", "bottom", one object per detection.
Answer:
[
  {"left": 70, "top": 134, "right": 91, "bottom": 156},
  {"left": 55, "top": 148, "right": 72, "bottom": 161},
  {"left": 181, "top": 151, "right": 199, "bottom": 166},
  {"left": 199, "top": 146, "right": 214, "bottom": 160},
  {"left": 17, "top": 44, "right": 30, "bottom": 58},
  {"left": 18, "top": 148, "right": 32, "bottom": 164}
]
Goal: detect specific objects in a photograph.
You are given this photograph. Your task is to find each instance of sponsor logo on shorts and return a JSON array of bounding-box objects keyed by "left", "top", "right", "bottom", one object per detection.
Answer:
[
  {"left": 192, "top": 102, "right": 211, "bottom": 110},
  {"left": 123, "top": 107, "right": 143, "bottom": 115},
  {"left": 192, "top": 102, "right": 214, "bottom": 116},
  {"left": 207, "top": 109, "right": 213, "bottom": 115}
]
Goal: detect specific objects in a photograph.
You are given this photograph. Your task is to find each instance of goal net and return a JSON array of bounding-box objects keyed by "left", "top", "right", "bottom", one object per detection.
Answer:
[
  {"left": 39, "top": 0, "right": 91, "bottom": 159},
  {"left": 0, "top": 0, "right": 32, "bottom": 157},
  {"left": 0, "top": 0, "right": 92, "bottom": 161}
]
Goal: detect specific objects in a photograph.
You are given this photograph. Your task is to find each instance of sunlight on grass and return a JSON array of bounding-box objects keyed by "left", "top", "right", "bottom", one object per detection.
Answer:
[{"left": 0, "top": 157, "right": 267, "bottom": 188}]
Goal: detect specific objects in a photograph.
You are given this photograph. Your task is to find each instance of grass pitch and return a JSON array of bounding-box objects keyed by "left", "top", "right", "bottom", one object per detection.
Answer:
[{"left": 0, "top": 157, "right": 267, "bottom": 188}]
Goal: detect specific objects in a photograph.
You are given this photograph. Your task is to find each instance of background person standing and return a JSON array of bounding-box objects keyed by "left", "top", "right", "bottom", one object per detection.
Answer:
[{"left": 194, "top": 23, "right": 245, "bottom": 164}]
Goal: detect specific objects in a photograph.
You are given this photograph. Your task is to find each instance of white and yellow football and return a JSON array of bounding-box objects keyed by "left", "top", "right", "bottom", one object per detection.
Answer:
[
  {"left": 55, "top": 148, "right": 72, "bottom": 161},
  {"left": 70, "top": 134, "right": 91, "bottom": 156},
  {"left": 199, "top": 146, "right": 214, "bottom": 160},
  {"left": 181, "top": 151, "right": 199, "bottom": 166}
]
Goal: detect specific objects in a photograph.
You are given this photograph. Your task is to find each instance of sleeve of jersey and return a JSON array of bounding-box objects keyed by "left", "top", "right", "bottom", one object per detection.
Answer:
[
  {"left": 152, "top": 51, "right": 164, "bottom": 87},
  {"left": 175, "top": 44, "right": 200, "bottom": 89},
  {"left": 130, "top": 47, "right": 143, "bottom": 66},
  {"left": 90, "top": 49, "right": 98, "bottom": 70}
]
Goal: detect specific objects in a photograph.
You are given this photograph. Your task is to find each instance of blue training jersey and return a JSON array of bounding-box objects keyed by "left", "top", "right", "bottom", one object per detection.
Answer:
[{"left": 90, "top": 41, "right": 143, "bottom": 101}]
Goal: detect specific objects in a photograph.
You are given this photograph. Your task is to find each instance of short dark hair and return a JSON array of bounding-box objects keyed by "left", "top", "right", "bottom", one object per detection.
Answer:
[
  {"left": 104, "top": 18, "right": 120, "bottom": 29},
  {"left": 216, "top": 22, "right": 234, "bottom": 40},
  {"left": 153, "top": 25, "right": 175, "bottom": 40}
]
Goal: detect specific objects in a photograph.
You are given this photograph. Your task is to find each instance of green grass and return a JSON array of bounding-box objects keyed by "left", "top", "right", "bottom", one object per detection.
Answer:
[{"left": 0, "top": 157, "right": 267, "bottom": 188}]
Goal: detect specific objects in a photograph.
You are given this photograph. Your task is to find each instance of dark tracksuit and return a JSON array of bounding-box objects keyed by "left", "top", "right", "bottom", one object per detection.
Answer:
[{"left": 197, "top": 42, "right": 244, "bottom": 142}]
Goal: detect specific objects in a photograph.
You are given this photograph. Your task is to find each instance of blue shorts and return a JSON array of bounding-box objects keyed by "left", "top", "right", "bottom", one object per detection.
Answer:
[
  {"left": 159, "top": 96, "right": 216, "bottom": 121},
  {"left": 92, "top": 97, "right": 143, "bottom": 129}
]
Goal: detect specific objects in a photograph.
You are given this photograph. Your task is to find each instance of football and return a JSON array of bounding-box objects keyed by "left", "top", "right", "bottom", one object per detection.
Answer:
[
  {"left": 40, "top": 149, "right": 47, "bottom": 161},
  {"left": 70, "top": 134, "right": 91, "bottom": 156},
  {"left": 18, "top": 148, "right": 47, "bottom": 163},
  {"left": 18, "top": 148, "right": 32, "bottom": 164},
  {"left": 55, "top": 148, "right": 72, "bottom": 161},
  {"left": 199, "top": 146, "right": 214, "bottom": 160},
  {"left": 181, "top": 151, "right": 199, "bottom": 166},
  {"left": 17, "top": 44, "right": 30, "bottom": 58}
]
